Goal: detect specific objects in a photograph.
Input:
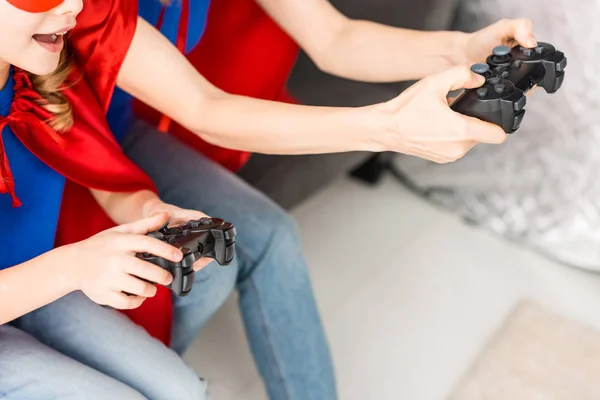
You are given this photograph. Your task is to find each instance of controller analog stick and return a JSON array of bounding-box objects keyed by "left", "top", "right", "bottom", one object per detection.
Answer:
[
  {"left": 492, "top": 45, "right": 511, "bottom": 57},
  {"left": 470, "top": 63, "right": 490, "bottom": 75}
]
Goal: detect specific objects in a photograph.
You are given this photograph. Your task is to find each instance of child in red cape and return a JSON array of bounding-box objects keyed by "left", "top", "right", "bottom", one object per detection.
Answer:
[{"left": 0, "top": 0, "right": 215, "bottom": 398}]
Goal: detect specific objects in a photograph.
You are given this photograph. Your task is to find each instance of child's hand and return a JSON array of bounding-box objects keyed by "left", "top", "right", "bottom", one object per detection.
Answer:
[{"left": 66, "top": 213, "right": 180, "bottom": 309}]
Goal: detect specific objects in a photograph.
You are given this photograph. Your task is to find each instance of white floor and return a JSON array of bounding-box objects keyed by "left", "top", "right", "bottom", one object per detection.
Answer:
[{"left": 184, "top": 175, "right": 600, "bottom": 400}]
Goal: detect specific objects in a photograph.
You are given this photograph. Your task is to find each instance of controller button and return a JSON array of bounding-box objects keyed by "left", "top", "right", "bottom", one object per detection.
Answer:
[
  {"left": 148, "top": 231, "right": 164, "bottom": 239},
  {"left": 535, "top": 46, "right": 545, "bottom": 55},
  {"left": 200, "top": 219, "right": 212, "bottom": 225},
  {"left": 224, "top": 227, "right": 237, "bottom": 241},
  {"left": 470, "top": 63, "right": 490, "bottom": 75},
  {"left": 182, "top": 273, "right": 194, "bottom": 294},
  {"left": 477, "top": 88, "right": 489, "bottom": 98},
  {"left": 553, "top": 73, "right": 565, "bottom": 92},
  {"left": 488, "top": 77, "right": 502, "bottom": 85},
  {"left": 512, "top": 60, "right": 522, "bottom": 69},
  {"left": 520, "top": 47, "right": 534, "bottom": 57},
  {"left": 556, "top": 57, "right": 567, "bottom": 72},
  {"left": 512, "top": 110, "right": 526, "bottom": 131},
  {"left": 494, "top": 84, "right": 506, "bottom": 94},
  {"left": 225, "top": 244, "right": 235, "bottom": 264},
  {"left": 182, "top": 252, "right": 197, "bottom": 267},
  {"left": 189, "top": 220, "right": 201, "bottom": 228},
  {"left": 492, "top": 45, "right": 511, "bottom": 57},
  {"left": 513, "top": 95, "right": 527, "bottom": 112},
  {"left": 501, "top": 71, "right": 509, "bottom": 79}
]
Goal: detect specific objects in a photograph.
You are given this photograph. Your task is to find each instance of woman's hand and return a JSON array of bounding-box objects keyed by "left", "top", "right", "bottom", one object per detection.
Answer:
[
  {"left": 457, "top": 19, "right": 537, "bottom": 66},
  {"left": 65, "top": 213, "right": 180, "bottom": 309},
  {"left": 142, "top": 199, "right": 215, "bottom": 272},
  {"left": 375, "top": 66, "right": 507, "bottom": 163}
]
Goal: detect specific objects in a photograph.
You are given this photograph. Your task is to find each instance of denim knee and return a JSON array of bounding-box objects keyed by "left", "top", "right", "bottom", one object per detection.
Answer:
[{"left": 255, "top": 205, "right": 303, "bottom": 260}]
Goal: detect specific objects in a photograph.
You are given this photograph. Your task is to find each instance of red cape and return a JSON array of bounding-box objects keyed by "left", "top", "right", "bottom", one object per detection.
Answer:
[{"left": 50, "top": 0, "right": 175, "bottom": 342}]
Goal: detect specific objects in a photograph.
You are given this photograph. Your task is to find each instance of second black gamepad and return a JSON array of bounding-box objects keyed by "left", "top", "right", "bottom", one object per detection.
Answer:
[
  {"left": 451, "top": 42, "right": 567, "bottom": 133},
  {"left": 138, "top": 217, "right": 237, "bottom": 296}
]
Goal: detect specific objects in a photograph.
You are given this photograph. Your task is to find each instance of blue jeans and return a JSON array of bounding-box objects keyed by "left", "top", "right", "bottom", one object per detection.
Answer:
[
  {"left": 0, "top": 292, "right": 209, "bottom": 400},
  {"left": 0, "top": 120, "right": 336, "bottom": 400},
  {"left": 124, "top": 121, "right": 336, "bottom": 399}
]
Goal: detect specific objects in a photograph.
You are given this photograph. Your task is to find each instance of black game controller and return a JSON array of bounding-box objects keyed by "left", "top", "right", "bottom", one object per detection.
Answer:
[
  {"left": 138, "top": 218, "right": 236, "bottom": 296},
  {"left": 451, "top": 42, "right": 567, "bottom": 133}
]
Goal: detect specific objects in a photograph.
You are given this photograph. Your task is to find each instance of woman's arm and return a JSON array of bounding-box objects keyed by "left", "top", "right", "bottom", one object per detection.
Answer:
[
  {"left": 255, "top": 0, "right": 537, "bottom": 82},
  {"left": 117, "top": 19, "right": 381, "bottom": 156},
  {"left": 117, "top": 18, "right": 504, "bottom": 162},
  {"left": 0, "top": 247, "right": 74, "bottom": 324}
]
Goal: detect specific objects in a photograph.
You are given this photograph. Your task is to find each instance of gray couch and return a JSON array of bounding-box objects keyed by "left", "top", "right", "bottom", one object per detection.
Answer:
[{"left": 237, "top": 0, "right": 460, "bottom": 210}]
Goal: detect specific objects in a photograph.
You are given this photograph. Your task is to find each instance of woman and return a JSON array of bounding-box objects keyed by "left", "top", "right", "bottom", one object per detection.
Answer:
[{"left": 0, "top": 0, "right": 218, "bottom": 399}]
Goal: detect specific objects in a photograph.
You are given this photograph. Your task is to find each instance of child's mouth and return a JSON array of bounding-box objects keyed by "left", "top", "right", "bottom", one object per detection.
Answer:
[{"left": 32, "top": 32, "right": 66, "bottom": 53}]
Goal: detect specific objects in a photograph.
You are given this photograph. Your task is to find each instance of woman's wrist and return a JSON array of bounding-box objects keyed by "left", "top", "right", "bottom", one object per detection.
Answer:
[{"left": 353, "top": 103, "right": 397, "bottom": 153}]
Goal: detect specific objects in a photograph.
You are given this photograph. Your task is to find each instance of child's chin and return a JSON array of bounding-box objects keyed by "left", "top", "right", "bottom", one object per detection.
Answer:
[{"left": 23, "top": 55, "right": 60, "bottom": 77}]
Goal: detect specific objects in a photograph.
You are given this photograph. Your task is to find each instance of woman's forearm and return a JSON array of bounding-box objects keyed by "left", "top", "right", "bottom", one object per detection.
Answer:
[
  {"left": 314, "top": 23, "right": 468, "bottom": 83},
  {"left": 118, "top": 18, "right": 390, "bottom": 155},
  {"left": 0, "top": 247, "right": 75, "bottom": 324},
  {"left": 254, "top": 0, "right": 468, "bottom": 83},
  {"left": 194, "top": 94, "right": 385, "bottom": 154}
]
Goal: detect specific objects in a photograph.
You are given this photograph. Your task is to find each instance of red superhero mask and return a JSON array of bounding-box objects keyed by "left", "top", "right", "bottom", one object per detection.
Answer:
[{"left": 7, "top": 0, "right": 64, "bottom": 13}]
